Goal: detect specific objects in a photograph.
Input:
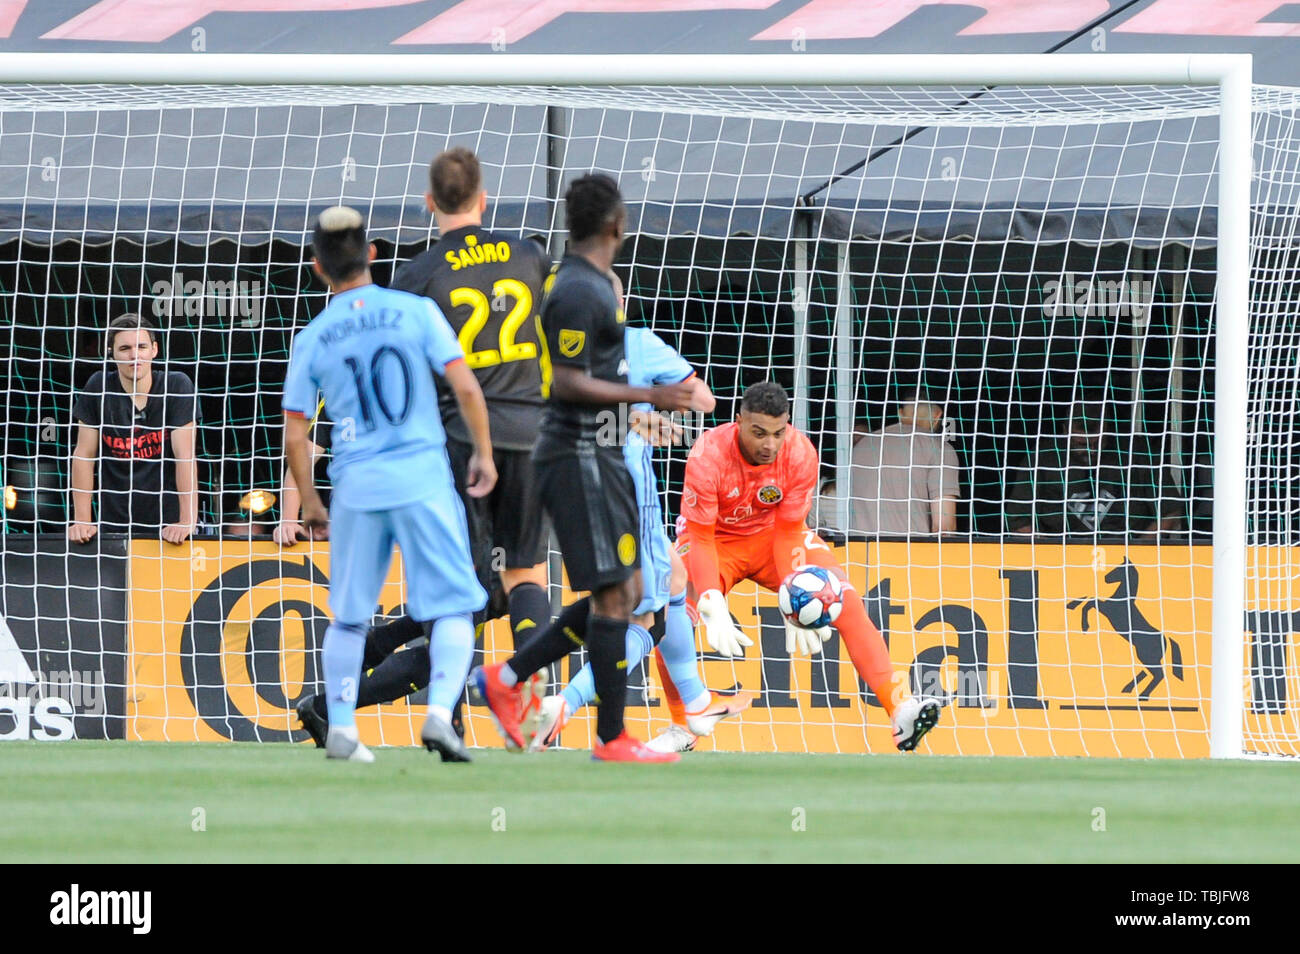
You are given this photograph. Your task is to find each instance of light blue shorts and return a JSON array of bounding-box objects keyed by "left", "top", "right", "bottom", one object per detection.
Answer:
[
  {"left": 625, "top": 438, "right": 672, "bottom": 617},
  {"left": 328, "top": 488, "right": 487, "bottom": 626}
]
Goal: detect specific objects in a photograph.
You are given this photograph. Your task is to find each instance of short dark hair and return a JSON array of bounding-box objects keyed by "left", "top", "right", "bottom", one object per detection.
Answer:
[
  {"left": 898, "top": 383, "right": 942, "bottom": 409},
  {"left": 429, "top": 147, "right": 482, "bottom": 214},
  {"left": 106, "top": 313, "right": 156, "bottom": 353},
  {"left": 312, "top": 206, "right": 369, "bottom": 283},
  {"left": 565, "top": 173, "right": 624, "bottom": 243},
  {"left": 1070, "top": 401, "right": 1105, "bottom": 434},
  {"left": 740, "top": 381, "right": 789, "bottom": 419}
]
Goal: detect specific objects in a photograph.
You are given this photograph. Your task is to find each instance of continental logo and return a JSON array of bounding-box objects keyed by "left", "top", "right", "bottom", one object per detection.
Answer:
[
  {"left": 126, "top": 541, "right": 1300, "bottom": 758},
  {"left": 176, "top": 555, "right": 331, "bottom": 742},
  {"left": 558, "top": 329, "right": 585, "bottom": 357},
  {"left": 444, "top": 233, "right": 512, "bottom": 271},
  {"left": 757, "top": 484, "right": 783, "bottom": 505},
  {"left": 127, "top": 543, "right": 410, "bottom": 743},
  {"left": 1068, "top": 560, "right": 1184, "bottom": 698}
]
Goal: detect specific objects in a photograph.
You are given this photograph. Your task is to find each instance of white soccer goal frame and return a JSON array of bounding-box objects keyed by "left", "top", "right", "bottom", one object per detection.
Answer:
[{"left": 0, "top": 51, "right": 1253, "bottom": 758}]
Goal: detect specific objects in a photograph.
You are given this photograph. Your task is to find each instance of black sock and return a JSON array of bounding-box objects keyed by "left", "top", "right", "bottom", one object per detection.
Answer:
[
  {"left": 364, "top": 615, "right": 424, "bottom": 669},
  {"left": 355, "top": 644, "right": 431, "bottom": 709},
  {"left": 509, "top": 597, "right": 590, "bottom": 679},
  {"left": 648, "top": 608, "right": 666, "bottom": 646},
  {"left": 588, "top": 614, "right": 629, "bottom": 745},
  {"left": 507, "top": 582, "right": 551, "bottom": 650}
]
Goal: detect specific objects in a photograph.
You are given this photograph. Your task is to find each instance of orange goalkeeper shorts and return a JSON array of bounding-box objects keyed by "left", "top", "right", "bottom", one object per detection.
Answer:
[{"left": 674, "top": 525, "right": 840, "bottom": 596}]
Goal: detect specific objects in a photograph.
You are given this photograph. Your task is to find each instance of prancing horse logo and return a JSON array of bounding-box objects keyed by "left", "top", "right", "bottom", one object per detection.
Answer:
[{"left": 1068, "top": 560, "right": 1185, "bottom": 699}]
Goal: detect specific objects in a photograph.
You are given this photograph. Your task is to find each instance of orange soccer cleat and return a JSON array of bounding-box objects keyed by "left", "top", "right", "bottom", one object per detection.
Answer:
[
  {"left": 591, "top": 732, "right": 681, "bottom": 763},
  {"left": 470, "top": 663, "right": 529, "bottom": 751},
  {"left": 684, "top": 689, "right": 757, "bottom": 738},
  {"left": 525, "top": 695, "right": 569, "bottom": 751}
]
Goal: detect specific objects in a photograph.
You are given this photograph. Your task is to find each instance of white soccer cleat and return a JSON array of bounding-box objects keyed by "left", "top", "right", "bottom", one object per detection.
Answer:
[
  {"left": 645, "top": 724, "right": 698, "bottom": 754},
  {"left": 891, "top": 696, "right": 941, "bottom": 752},
  {"left": 525, "top": 695, "right": 569, "bottom": 751},
  {"left": 325, "top": 726, "right": 375, "bottom": 763},
  {"left": 684, "top": 689, "right": 757, "bottom": 738}
]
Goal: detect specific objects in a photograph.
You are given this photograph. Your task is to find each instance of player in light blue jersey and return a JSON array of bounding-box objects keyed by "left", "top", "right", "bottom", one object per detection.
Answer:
[
  {"left": 524, "top": 315, "right": 754, "bottom": 751},
  {"left": 283, "top": 206, "right": 497, "bottom": 763}
]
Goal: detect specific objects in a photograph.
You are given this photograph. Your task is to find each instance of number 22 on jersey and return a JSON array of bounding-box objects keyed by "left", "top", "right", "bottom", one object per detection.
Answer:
[{"left": 450, "top": 279, "right": 537, "bottom": 369}]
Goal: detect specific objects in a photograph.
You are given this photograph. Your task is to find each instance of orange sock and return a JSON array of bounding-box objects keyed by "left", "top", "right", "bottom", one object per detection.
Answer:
[
  {"left": 653, "top": 648, "right": 688, "bottom": 727},
  {"left": 835, "top": 585, "right": 907, "bottom": 718}
]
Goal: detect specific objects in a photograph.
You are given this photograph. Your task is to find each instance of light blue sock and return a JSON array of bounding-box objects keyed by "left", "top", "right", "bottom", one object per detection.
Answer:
[
  {"left": 428, "top": 613, "right": 476, "bottom": 714},
  {"left": 562, "top": 622, "right": 654, "bottom": 713},
  {"left": 323, "top": 621, "right": 368, "bottom": 730},
  {"left": 659, "top": 591, "right": 707, "bottom": 706}
]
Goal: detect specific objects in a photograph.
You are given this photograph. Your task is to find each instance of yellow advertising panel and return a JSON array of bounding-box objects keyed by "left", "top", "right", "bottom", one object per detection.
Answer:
[{"left": 125, "top": 540, "right": 1299, "bottom": 757}]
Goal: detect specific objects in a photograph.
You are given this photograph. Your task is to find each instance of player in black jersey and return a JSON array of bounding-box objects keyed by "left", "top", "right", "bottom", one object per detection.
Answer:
[
  {"left": 471, "top": 174, "right": 695, "bottom": 762},
  {"left": 392, "top": 147, "right": 552, "bottom": 641},
  {"left": 295, "top": 149, "right": 558, "bottom": 747}
]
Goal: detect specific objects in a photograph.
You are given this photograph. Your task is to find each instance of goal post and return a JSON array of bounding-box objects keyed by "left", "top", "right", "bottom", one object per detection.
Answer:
[{"left": 0, "top": 53, "right": 1272, "bottom": 758}]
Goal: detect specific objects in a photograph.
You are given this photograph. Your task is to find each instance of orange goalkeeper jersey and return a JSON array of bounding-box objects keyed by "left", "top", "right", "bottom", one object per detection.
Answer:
[{"left": 680, "top": 421, "right": 819, "bottom": 535}]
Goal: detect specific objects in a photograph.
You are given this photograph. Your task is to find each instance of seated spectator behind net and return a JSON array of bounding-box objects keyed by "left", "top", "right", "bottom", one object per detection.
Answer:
[
  {"left": 847, "top": 387, "right": 960, "bottom": 535},
  {"left": 1005, "top": 402, "right": 1180, "bottom": 539},
  {"left": 808, "top": 475, "right": 845, "bottom": 534},
  {"left": 67, "top": 314, "right": 199, "bottom": 544},
  {"left": 274, "top": 400, "right": 332, "bottom": 545}
]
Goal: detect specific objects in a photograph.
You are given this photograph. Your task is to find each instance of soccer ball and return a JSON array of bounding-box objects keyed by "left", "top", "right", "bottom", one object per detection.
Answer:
[{"left": 778, "top": 565, "right": 844, "bottom": 629}]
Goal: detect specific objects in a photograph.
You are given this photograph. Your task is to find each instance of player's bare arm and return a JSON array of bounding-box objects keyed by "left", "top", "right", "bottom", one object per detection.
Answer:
[
  {"left": 162, "top": 421, "right": 198, "bottom": 545},
  {"left": 689, "top": 376, "right": 716, "bottom": 413},
  {"left": 549, "top": 362, "right": 695, "bottom": 413},
  {"left": 283, "top": 412, "right": 327, "bottom": 539},
  {"left": 442, "top": 357, "right": 498, "bottom": 498},
  {"left": 67, "top": 422, "right": 99, "bottom": 543},
  {"left": 273, "top": 439, "right": 325, "bottom": 545}
]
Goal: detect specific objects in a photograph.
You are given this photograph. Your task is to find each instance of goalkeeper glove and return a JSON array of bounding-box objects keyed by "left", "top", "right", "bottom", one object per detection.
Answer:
[
  {"left": 697, "top": 590, "right": 752, "bottom": 658},
  {"left": 784, "top": 618, "right": 832, "bottom": 656}
]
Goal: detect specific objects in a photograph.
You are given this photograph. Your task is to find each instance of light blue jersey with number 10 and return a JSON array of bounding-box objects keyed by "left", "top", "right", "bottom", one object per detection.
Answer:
[{"left": 283, "top": 283, "right": 464, "bottom": 511}]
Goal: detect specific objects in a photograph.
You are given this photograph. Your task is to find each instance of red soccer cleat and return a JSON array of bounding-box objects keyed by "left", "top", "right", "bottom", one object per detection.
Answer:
[
  {"left": 591, "top": 731, "right": 681, "bottom": 763},
  {"left": 470, "top": 663, "right": 526, "bottom": 751}
]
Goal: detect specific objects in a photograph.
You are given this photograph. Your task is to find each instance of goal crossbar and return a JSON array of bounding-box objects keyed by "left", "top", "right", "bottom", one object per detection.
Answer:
[
  {"left": 0, "top": 52, "right": 1253, "bottom": 89},
  {"left": 0, "top": 51, "right": 1254, "bottom": 758}
]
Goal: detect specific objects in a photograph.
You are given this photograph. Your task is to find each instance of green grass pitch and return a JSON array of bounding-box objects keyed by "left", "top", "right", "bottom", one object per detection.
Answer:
[{"left": 3, "top": 741, "right": 1298, "bottom": 863}]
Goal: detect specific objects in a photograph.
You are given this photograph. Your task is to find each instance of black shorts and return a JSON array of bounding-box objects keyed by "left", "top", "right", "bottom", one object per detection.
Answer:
[
  {"left": 445, "top": 439, "right": 549, "bottom": 574},
  {"left": 534, "top": 439, "right": 639, "bottom": 592}
]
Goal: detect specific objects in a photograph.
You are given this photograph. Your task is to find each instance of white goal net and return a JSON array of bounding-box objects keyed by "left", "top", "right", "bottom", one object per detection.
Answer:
[{"left": 0, "top": 55, "right": 1292, "bottom": 758}]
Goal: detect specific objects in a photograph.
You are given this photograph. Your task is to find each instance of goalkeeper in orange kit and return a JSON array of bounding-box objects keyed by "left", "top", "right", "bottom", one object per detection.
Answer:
[{"left": 653, "top": 381, "right": 940, "bottom": 753}]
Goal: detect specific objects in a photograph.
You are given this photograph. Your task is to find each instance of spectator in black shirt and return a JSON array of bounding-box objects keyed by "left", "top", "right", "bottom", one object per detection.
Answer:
[
  {"left": 68, "top": 314, "right": 199, "bottom": 544},
  {"left": 1006, "top": 402, "right": 1179, "bottom": 538}
]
